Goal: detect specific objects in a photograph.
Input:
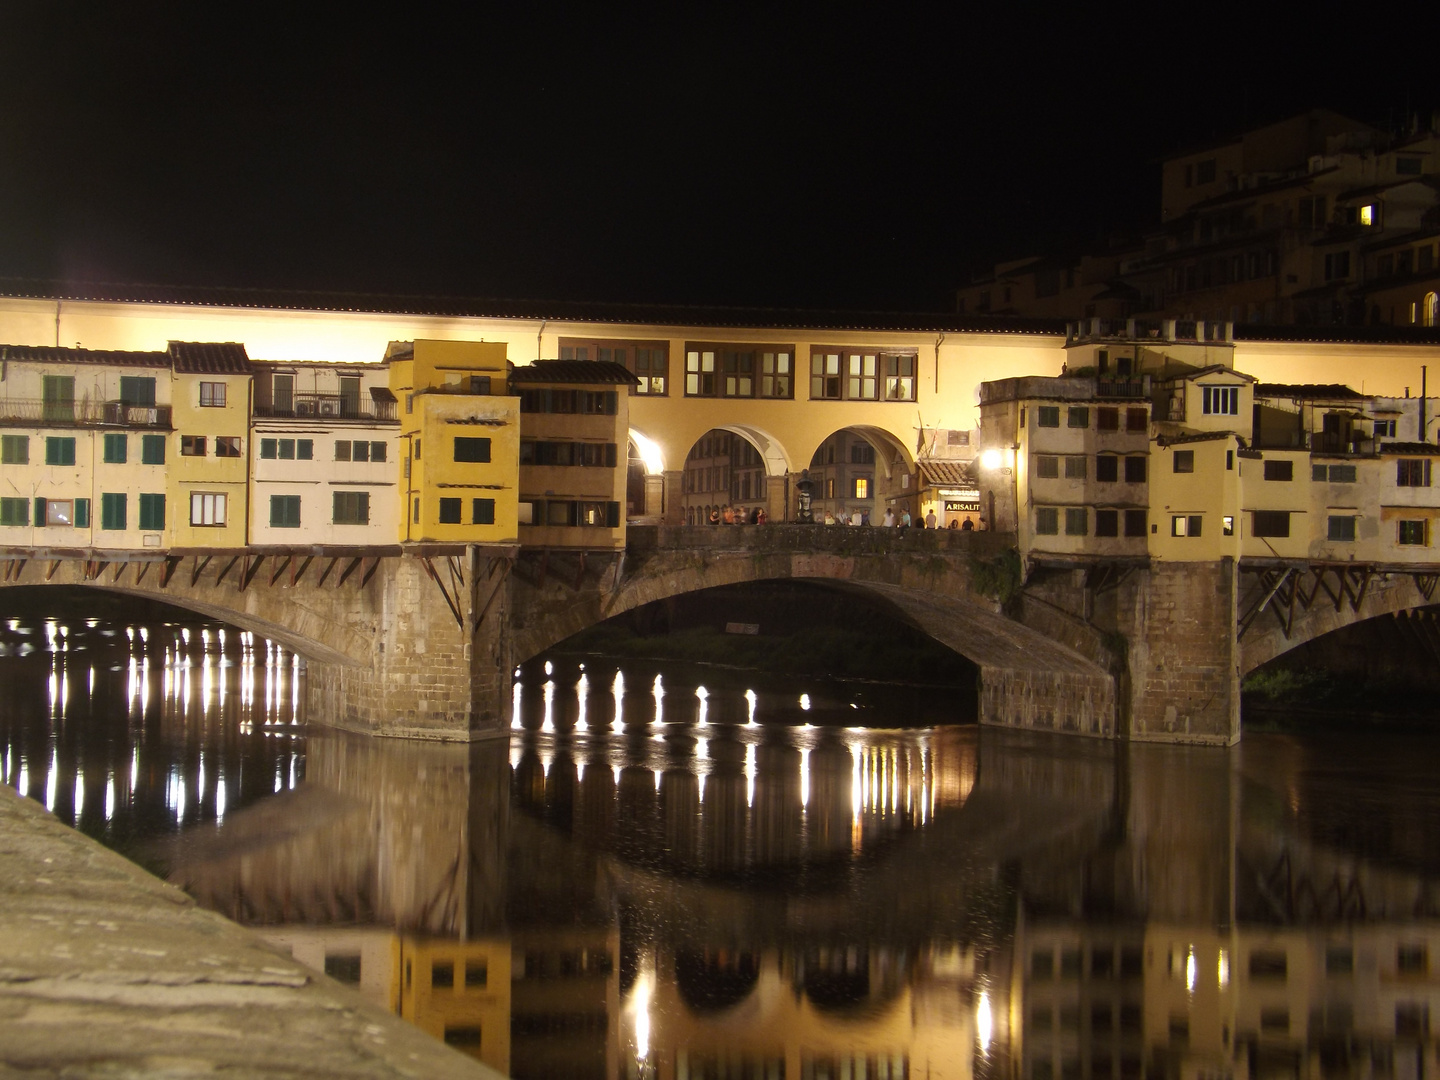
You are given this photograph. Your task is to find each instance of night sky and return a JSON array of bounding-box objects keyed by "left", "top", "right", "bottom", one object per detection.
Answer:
[{"left": 0, "top": 3, "right": 1433, "bottom": 312}]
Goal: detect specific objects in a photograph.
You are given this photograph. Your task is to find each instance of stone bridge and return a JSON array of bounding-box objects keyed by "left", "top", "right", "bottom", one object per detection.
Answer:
[{"left": 1, "top": 529, "right": 1438, "bottom": 744}]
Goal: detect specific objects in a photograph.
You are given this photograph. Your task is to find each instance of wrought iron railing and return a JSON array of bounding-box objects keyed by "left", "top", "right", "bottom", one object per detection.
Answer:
[
  {"left": 0, "top": 399, "right": 172, "bottom": 427},
  {"left": 253, "top": 394, "right": 397, "bottom": 421}
]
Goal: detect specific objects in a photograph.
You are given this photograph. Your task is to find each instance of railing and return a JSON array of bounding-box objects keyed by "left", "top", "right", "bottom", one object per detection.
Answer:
[
  {"left": 1096, "top": 377, "right": 1150, "bottom": 399},
  {"left": 253, "top": 394, "right": 397, "bottom": 422},
  {"left": 0, "top": 399, "right": 172, "bottom": 428}
]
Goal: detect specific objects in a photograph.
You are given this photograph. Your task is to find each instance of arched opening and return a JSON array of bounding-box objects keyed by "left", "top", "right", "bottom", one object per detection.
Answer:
[
  {"left": 1423, "top": 291, "right": 1439, "bottom": 328},
  {"left": 626, "top": 429, "right": 666, "bottom": 521},
  {"left": 674, "top": 948, "right": 761, "bottom": 1014},
  {"left": 806, "top": 427, "right": 917, "bottom": 526},
  {"left": 679, "top": 427, "right": 789, "bottom": 525}
]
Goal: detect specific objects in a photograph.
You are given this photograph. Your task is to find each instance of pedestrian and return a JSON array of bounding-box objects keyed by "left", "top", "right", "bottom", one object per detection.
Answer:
[
  {"left": 722, "top": 505, "right": 734, "bottom": 525},
  {"left": 860, "top": 509, "right": 870, "bottom": 526},
  {"left": 900, "top": 506, "right": 912, "bottom": 529},
  {"left": 756, "top": 508, "right": 767, "bottom": 525},
  {"left": 961, "top": 517, "right": 975, "bottom": 531},
  {"left": 708, "top": 507, "right": 720, "bottom": 526},
  {"left": 824, "top": 510, "right": 836, "bottom": 525},
  {"left": 924, "top": 508, "right": 937, "bottom": 530},
  {"left": 947, "top": 518, "right": 960, "bottom": 530},
  {"left": 882, "top": 507, "right": 896, "bottom": 528},
  {"left": 850, "top": 509, "right": 862, "bottom": 526}
]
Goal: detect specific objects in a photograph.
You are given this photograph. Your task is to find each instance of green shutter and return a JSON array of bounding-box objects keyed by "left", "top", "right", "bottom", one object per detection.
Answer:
[
  {"left": 139, "top": 493, "right": 165, "bottom": 531},
  {"left": 33, "top": 497, "right": 45, "bottom": 525},
  {"left": 141, "top": 434, "right": 166, "bottom": 464},
  {"left": 74, "top": 499, "right": 89, "bottom": 527},
  {"left": 100, "top": 493, "right": 127, "bottom": 530}
]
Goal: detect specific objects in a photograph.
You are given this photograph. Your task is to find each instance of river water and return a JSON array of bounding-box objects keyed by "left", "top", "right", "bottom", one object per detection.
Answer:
[{"left": 2, "top": 610, "right": 1439, "bottom": 1080}]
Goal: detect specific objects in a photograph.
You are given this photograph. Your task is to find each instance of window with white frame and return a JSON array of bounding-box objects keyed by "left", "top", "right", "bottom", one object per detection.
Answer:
[
  {"left": 1202, "top": 386, "right": 1239, "bottom": 415},
  {"left": 190, "top": 492, "right": 227, "bottom": 526}
]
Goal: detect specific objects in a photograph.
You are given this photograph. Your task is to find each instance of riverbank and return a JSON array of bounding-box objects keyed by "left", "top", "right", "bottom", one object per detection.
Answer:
[{"left": 0, "top": 785, "right": 502, "bottom": 1079}]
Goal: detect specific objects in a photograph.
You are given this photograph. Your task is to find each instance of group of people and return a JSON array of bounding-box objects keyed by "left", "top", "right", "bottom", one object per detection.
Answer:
[
  {"left": 707, "top": 505, "right": 768, "bottom": 525},
  {"left": 818, "top": 506, "right": 981, "bottom": 531}
]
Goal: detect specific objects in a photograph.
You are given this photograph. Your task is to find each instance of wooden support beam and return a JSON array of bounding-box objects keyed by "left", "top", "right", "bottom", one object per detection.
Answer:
[
  {"left": 316, "top": 557, "right": 338, "bottom": 587},
  {"left": 190, "top": 555, "right": 212, "bottom": 588},
  {"left": 215, "top": 555, "right": 241, "bottom": 586},
  {"left": 472, "top": 556, "right": 514, "bottom": 638},
  {"left": 292, "top": 555, "right": 313, "bottom": 586},
  {"left": 46, "top": 560, "right": 62, "bottom": 582},
  {"left": 160, "top": 556, "right": 181, "bottom": 587},
  {"left": 1238, "top": 568, "right": 1293, "bottom": 640},
  {"left": 240, "top": 555, "right": 265, "bottom": 592},
  {"left": 419, "top": 556, "right": 464, "bottom": 630},
  {"left": 337, "top": 556, "right": 362, "bottom": 587},
  {"left": 111, "top": 561, "right": 126, "bottom": 584},
  {"left": 135, "top": 561, "right": 150, "bottom": 585},
  {"left": 269, "top": 555, "right": 293, "bottom": 587},
  {"left": 360, "top": 556, "right": 380, "bottom": 588}
]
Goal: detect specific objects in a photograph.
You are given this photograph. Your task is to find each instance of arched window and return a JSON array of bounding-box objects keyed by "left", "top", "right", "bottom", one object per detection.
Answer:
[{"left": 1424, "top": 292, "right": 1439, "bottom": 328}]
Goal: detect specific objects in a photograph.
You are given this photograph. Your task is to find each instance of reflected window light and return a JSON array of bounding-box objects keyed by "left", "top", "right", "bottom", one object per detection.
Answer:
[
  {"left": 745, "top": 743, "right": 756, "bottom": 807},
  {"left": 613, "top": 764, "right": 622, "bottom": 786},
  {"left": 288, "top": 753, "right": 297, "bottom": 791},
  {"left": 745, "top": 688, "right": 758, "bottom": 726},
  {"left": 174, "top": 769, "right": 185, "bottom": 822},
  {"left": 131, "top": 747, "right": 139, "bottom": 796},
  {"left": 197, "top": 754, "right": 205, "bottom": 800},
  {"left": 89, "top": 667, "right": 95, "bottom": 695},
  {"left": 612, "top": 670, "right": 626, "bottom": 731},
  {"left": 45, "top": 749, "right": 57, "bottom": 812},
  {"left": 542, "top": 680, "right": 556, "bottom": 733},
  {"left": 73, "top": 770, "right": 84, "bottom": 823},
  {"left": 576, "top": 671, "right": 589, "bottom": 731},
  {"left": 799, "top": 693, "right": 811, "bottom": 711},
  {"left": 653, "top": 769, "right": 662, "bottom": 792},
  {"left": 512, "top": 679, "right": 523, "bottom": 729},
  {"left": 1185, "top": 946, "right": 1196, "bottom": 994},
  {"left": 104, "top": 774, "right": 115, "bottom": 823},
  {"left": 652, "top": 674, "right": 664, "bottom": 725},
  {"left": 632, "top": 968, "right": 653, "bottom": 1063},
  {"left": 800, "top": 746, "right": 811, "bottom": 809},
  {"left": 17, "top": 759, "right": 28, "bottom": 798},
  {"left": 696, "top": 685, "right": 708, "bottom": 727},
  {"left": 215, "top": 777, "right": 226, "bottom": 822},
  {"left": 274, "top": 764, "right": 283, "bottom": 794},
  {"left": 1218, "top": 948, "right": 1229, "bottom": 988},
  {"left": 544, "top": 660, "right": 553, "bottom": 675},
  {"left": 509, "top": 743, "right": 524, "bottom": 772},
  {"left": 540, "top": 749, "right": 553, "bottom": 780},
  {"left": 290, "top": 653, "right": 300, "bottom": 722},
  {"left": 576, "top": 760, "right": 585, "bottom": 784},
  {"left": 977, "top": 989, "right": 993, "bottom": 1052}
]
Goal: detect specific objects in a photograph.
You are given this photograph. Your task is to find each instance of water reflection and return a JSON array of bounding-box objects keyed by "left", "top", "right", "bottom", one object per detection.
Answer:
[{"left": 6, "top": 623, "right": 1440, "bottom": 1080}]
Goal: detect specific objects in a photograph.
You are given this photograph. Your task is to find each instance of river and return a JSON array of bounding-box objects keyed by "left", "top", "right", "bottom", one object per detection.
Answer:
[{"left": 1, "top": 610, "right": 1439, "bottom": 1080}]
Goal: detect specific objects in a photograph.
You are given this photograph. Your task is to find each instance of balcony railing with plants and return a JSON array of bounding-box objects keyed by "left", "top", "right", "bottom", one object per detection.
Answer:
[{"left": 0, "top": 399, "right": 173, "bottom": 428}]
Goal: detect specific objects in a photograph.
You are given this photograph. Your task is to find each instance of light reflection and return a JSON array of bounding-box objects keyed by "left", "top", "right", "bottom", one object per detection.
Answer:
[
  {"left": 511, "top": 677, "right": 523, "bottom": 729},
  {"left": 631, "top": 964, "right": 653, "bottom": 1063},
  {"left": 745, "top": 688, "right": 757, "bottom": 726},
  {"left": 541, "top": 680, "right": 556, "bottom": 733},
  {"left": 575, "top": 671, "right": 589, "bottom": 731},
  {"left": 652, "top": 674, "right": 664, "bottom": 726},
  {"left": 611, "top": 670, "right": 625, "bottom": 731},
  {"left": 73, "top": 769, "right": 84, "bottom": 822},
  {"left": 17, "top": 759, "right": 28, "bottom": 797},
  {"left": 216, "top": 778, "right": 226, "bottom": 823},
  {"left": 799, "top": 693, "right": 811, "bottom": 711},
  {"left": 695, "top": 685, "right": 708, "bottom": 727},
  {"left": 976, "top": 989, "right": 993, "bottom": 1052},
  {"left": 104, "top": 774, "right": 115, "bottom": 823},
  {"left": 800, "top": 746, "right": 810, "bottom": 808},
  {"left": 45, "top": 748, "right": 57, "bottom": 812},
  {"left": 1185, "top": 946, "right": 1196, "bottom": 994},
  {"left": 745, "top": 742, "right": 756, "bottom": 807},
  {"left": 1218, "top": 948, "right": 1229, "bottom": 988}
]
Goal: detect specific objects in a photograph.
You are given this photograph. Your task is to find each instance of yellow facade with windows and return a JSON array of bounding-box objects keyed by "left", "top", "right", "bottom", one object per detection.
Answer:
[
  {"left": 389, "top": 340, "right": 518, "bottom": 545},
  {"left": 167, "top": 344, "right": 253, "bottom": 549}
]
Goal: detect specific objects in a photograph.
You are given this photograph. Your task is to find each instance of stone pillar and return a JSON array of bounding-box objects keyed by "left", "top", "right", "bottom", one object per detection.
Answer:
[
  {"left": 662, "top": 470, "right": 686, "bottom": 525},
  {"left": 306, "top": 552, "right": 513, "bottom": 741},
  {"left": 1125, "top": 560, "right": 1241, "bottom": 745},
  {"left": 643, "top": 472, "right": 666, "bottom": 518}
]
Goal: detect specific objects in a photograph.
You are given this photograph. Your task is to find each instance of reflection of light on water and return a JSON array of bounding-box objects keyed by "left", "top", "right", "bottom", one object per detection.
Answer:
[
  {"left": 799, "top": 693, "right": 810, "bottom": 711},
  {"left": 653, "top": 769, "right": 662, "bottom": 792},
  {"left": 575, "top": 671, "right": 589, "bottom": 731},
  {"left": 745, "top": 743, "right": 756, "bottom": 807},
  {"left": 544, "top": 660, "right": 553, "bottom": 676},
  {"left": 541, "top": 748, "right": 552, "bottom": 780},
  {"left": 45, "top": 748, "right": 57, "bottom": 812},
  {"left": 511, "top": 678, "right": 523, "bottom": 729},
  {"left": 1218, "top": 948, "right": 1229, "bottom": 988},
  {"left": 104, "top": 774, "right": 115, "bottom": 823},
  {"left": 697, "top": 737, "right": 708, "bottom": 802},
  {"left": 745, "top": 688, "right": 757, "bottom": 726},
  {"left": 576, "top": 760, "right": 585, "bottom": 783},
  {"left": 652, "top": 674, "right": 664, "bottom": 726},
  {"left": 17, "top": 759, "right": 28, "bottom": 798},
  {"left": 73, "top": 769, "right": 84, "bottom": 822},
  {"left": 976, "top": 989, "right": 993, "bottom": 1052},
  {"left": 695, "top": 685, "right": 708, "bottom": 727},
  {"left": 1185, "top": 946, "right": 1196, "bottom": 994},
  {"left": 215, "top": 777, "right": 226, "bottom": 823},
  {"left": 611, "top": 670, "right": 625, "bottom": 731},
  {"left": 542, "top": 680, "right": 555, "bottom": 733},
  {"left": 290, "top": 654, "right": 300, "bottom": 723},
  {"left": 800, "top": 746, "right": 810, "bottom": 808},
  {"left": 631, "top": 964, "right": 653, "bottom": 1062},
  {"left": 613, "top": 765, "right": 622, "bottom": 786}
]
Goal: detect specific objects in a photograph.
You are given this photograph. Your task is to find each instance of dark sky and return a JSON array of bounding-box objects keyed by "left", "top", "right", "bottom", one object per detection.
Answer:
[{"left": 0, "top": 3, "right": 1434, "bottom": 312}]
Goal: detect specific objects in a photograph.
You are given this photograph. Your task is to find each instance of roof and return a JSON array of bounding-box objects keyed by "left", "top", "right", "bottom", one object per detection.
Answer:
[
  {"left": 917, "top": 461, "right": 976, "bottom": 487},
  {"left": 1254, "top": 383, "right": 1367, "bottom": 401},
  {"left": 509, "top": 360, "right": 640, "bottom": 385},
  {"left": 0, "top": 278, "right": 1068, "bottom": 337},
  {"left": 1380, "top": 441, "right": 1440, "bottom": 455},
  {"left": 1156, "top": 430, "right": 1238, "bottom": 446},
  {"left": 1234, "top": 323, "right": 1440, "bottom": 344},
  {"left": 167, "top": 341, "right": 253, "bottom": 374},
  {"left": 0, "top": 343, "right": 169, "bottom": 367}
]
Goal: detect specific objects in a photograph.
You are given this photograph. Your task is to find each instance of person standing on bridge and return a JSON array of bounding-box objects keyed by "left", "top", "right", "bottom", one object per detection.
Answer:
[
  {"left": 900, "top": 506, "right": 912, "bottom": 529},
  {"left": 924, "top": 508, "right": 937, "bottom": 530},
  {"left": 882, "top": 507, "right": 896, "bottom": 528}
]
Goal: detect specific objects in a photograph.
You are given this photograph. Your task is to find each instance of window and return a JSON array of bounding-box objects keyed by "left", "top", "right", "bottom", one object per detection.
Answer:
[
  {"left": 1374, "top": 418, "right": 1398, "bottom": 438},
  {"left": 454, "top": 437, "right": 492, "bottom": 462},
  {"left": 324, "top": 955, "right": 361, "bottom": 984},
  {"left": 1034, "top": 455, "right": 1059, "bottom": 478},
  {"left": 332, "top": 491, "right": 370, "bottom": 525},
  {"left": 45, "top": 437, "right": 76, "bottom": 466},
  {"left": 468, "top": 375, "right": 491, "bottom": 394},
  {"left": 1124, "top": 510, "right": 1147, "bottom": 537},
  {"left": 443, "top": 1027, "right": 481, "bottom": 1049},
  {"left": 1326, "top": 947, "right": 1354, "bottom": 975},
  {"left": 181, "top": 436, "right": 207, "bottom": 456},
  {"left": 847, "top": 353, "right": 878, "bottom": 400},
  {"left": 472, "top": 498, "right": 495, "bottom": 525},
  {"left": 849, "top": 442, "right": 875, "bottom": 465},
  {"left": 74, "top": 499, "right": 89, "bottom": 527},
  {"left": 141, "top": 434, "right": 166, "bottom": 464},
  {"left": 1398, "top": 945, "right": 1428, "bottom": 975},
  {"left": 1327, "top": 515, "right": 1356, "bottom": 541},
  {"left": 1397, "top": 458, "right": 1432, "bottom": 486},
  {"left": 334, "top": 439, "right": 387, "bottom": 462},
  {"left": 432, "top": 961, "right": 454, "bottom": 989},
  {"left": 438, "top": 498, "right": 462, "bottom": 524},
  {"left": 1065, "top": 456, "right": 1087, "bottom": 479},
  {"left": 1124, "top": 456, "right": 1147, "bottom": 483},
  {"left": 687, "top": 348, "right": 718, "bottom": 396},
  {"left": 1067, "top": 407, "right": 1089, "bottom": 428},
  {"left": 100, "top": 492, "right": 127, "bottom": 531},
  {"left": 1171, "top": 515, "right": 1202, "bottom": 537},
  {"left": 1, "top": 435, "right": 28, "bottom": 464},
  {"left": 272, "top": 374, "right": 294, "bottom": 413},
  {"left": 465, "top": 961, "right": 487, "bottom": 988},
  {"left": 1195, "top": 158, "right": 1216, "bottom": 184},
  {"left": 214, "top": 436, "right": 241, "bottom": 457},
  {"left": 269, "top": 495, "right": 301, "bottom": 528},
  {"left": 259, "top": 438, "right": 312, "bottom": 461},
  {"left": 118, "top": 376, "right": 155, "bottom": 406},
  {"left": 1173, "top": 450, "right": 1194, "bottom": 473},
  {"left": 0, "top": 498, "right": 28, "bottom": 526},
  {"left": 1036, "top": 406, "right": 1060, "bottom": 428},
  {"left": 810, "top": 352, "right": 841, "bottom": 399},
  {"left": 199, "top": 382, "right": 226, "bottom": 407},
  {"left": 138, "top": 493, "right": 165, "bottom": 531},
  {"left": 1399, "top": 520, "right": 1427, "bottom": 546},
  {"left": 102, "top": 434, "right": 127, "bottom": 463},
  {"left": 1263, "top": 460, "right": 1294, "bottom": 481},
  {"left": 1097, "top": 407, "right": 1119, "bottom": 432},
  {"left": 1324, "top": 251, "right": 1351, "bottom": 281},
  {"left": 560, "top": 337, "right": 670, "bottom": 395},
  {"left": 1126, "top": 407, "right": 1148, "bottom": 431},
  {"left": 518, "top": 388, "right": 618, "bottom": 414},
  {"left": 852, "top": 477, "right": 870, "bottom": 499},
  {"left": 190, "top": 493, "right": 227, "bottom": 526},
  {"left": 1252, "top": 510, "right": 1291, "bottom": 538},
  {"left": 44, "top": 499, "right": 73, "bottom": 526},
  {"left": 43, "top": 375, "right": 74, "bottom": 421},
  {"left": 260, "top": 438, "right": 277, "bottom": 459},
  {"left": 1095, "top": 456, "right": 1118, "bottom": 482},
  {"left": 1398, "top": 156, "right": 1423, "bottom": 176},
  {"left": 884, "top": 353, "right": 917, "bottom": 401},
  {"left": 1095, "top": 509, "right": 1118, "bottom": 537},
  {"left": 1314, "top": 463, "right": 1357, "bottom": 483},
  {"left": 1035, "top": 507, "right": 1059, "bottom": 535},
  {"left": 1202, "top": 386, "right": 1239, "bottom": 415},
  {"left": 1396, "top": 1003, "right": 1430, "bottom": 1038}
]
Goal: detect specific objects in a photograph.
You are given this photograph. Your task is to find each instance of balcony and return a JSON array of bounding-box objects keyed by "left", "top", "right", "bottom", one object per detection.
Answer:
[
  {"left": 0, "top": 399, "right": 172, "bottom": 428},
  {"left": 253, "top": 393, "right": 397, "bottom": 422}
]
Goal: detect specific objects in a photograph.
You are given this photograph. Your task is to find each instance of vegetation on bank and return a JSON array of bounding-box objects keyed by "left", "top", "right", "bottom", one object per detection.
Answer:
[
  {"left": 551, "top": 622, "right": 975, "bottom": 686},
  {"left": 1242, "top": 665, "right": 1437, "bottom": 727}
]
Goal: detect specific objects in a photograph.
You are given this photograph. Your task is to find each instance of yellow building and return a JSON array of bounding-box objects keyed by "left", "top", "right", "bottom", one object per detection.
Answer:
[
  {"left": 396, "top": 936, "right": 512, "bottom": 1075},
  {"left": 388, "top": 340, "right": 519, "bottom": 545},
  {"left": 168, "top": 342, "right": 253, "bottom": 549}
]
